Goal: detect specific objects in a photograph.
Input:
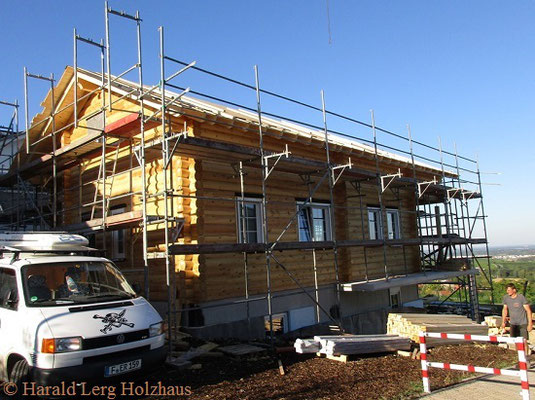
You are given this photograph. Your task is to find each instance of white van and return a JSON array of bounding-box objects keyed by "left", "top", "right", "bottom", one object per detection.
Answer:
[{"left": 0, "top": 232, "right": 166, "bottom": 388}]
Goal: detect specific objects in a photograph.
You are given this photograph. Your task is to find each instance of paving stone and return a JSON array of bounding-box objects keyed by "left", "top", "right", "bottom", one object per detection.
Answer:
[{"left": 424, "top": 369, "right": 535, "bottom": 399}]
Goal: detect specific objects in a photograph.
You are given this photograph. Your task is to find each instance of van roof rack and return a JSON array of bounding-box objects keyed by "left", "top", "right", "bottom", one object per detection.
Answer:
[{"left": 0, "top": 232, "right": 98, "bottom": 263}]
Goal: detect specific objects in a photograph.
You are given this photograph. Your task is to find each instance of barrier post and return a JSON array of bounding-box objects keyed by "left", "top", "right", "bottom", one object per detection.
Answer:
[
  {"left": 516, "top": 337, "right": 530, "bottom": 400},
  {"left": 419, "top": 332, "right": 430, "bottom": 393},
  {"left": 419, "top": 331, "right": 530, "bottom": 398}
]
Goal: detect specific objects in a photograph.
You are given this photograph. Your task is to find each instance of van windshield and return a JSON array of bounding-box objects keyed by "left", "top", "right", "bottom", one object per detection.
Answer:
[{"left": 22, "top": 261, "right": 136, "bottom": 306}]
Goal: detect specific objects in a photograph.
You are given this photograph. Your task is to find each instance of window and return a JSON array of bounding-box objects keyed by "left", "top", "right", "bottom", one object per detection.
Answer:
[
  {"left": 386, "top": 209, "right": 401, "bottom": 239},
  {"left": 368, "top": 207, "right": 401, "bottom": 240},
  {"left": 389, "top": 287, "right": 401, "bottom": 308},
  {"left": 111, "top": 207, "right": 126, "bottom": 260},
  {"left": 368, "top": 207, "right": 383, "bottom": 240},
  {"left": 22, "top": 261, "right": 136, "bottom": 307},
  {"left": 0, "top": 268, "right": 18, "bottom": 310},
  {"left": 236, "top": 198, "right": 264, "bottom": 243},
  {"left": 265, "top": 312, "right": 288, "bottom": 335},
  {"left": 297, "top": 202, "right": 331, "bottom": 241}
]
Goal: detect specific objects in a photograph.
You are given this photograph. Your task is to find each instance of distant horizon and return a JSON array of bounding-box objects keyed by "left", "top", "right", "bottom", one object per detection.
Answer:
[{"left": 488, "top": 243, "right": 535, "bottom": 249}]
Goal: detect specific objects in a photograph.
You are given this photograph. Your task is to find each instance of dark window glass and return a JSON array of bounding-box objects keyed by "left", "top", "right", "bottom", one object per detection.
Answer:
[{"left": 0, "top": 268, "right": 18, "bottom": 310}]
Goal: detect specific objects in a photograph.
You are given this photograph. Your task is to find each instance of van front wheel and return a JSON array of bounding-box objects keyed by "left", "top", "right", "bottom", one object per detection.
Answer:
[{"left": 9, "top": 359, "right": 30, "bottom": 388}]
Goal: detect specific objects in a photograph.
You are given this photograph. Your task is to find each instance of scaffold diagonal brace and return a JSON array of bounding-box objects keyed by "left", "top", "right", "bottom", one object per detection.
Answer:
[
  {"left": 332, "top": 158, "right": 352, "bottom": 185},
  {"left": 380, "top": 168, "right": 402, "bottom": 193},
  {"left": 144, "top": 88, "right": 190, "bottom": 124},
  {"left": 165, "top": 131, "right": 187, "bottom": 169},
  {"left": 418, "top": 177, "right": 437, "bottom": 198},
  {"left": 447, "top": 188, "right": 461, "bottom": 201},
  {"left": 164, "top": 61, "right": 197, "bottom": 85},
  {"left": 264, "top": 144, "right": 290, "bottom": 179},
  {"left": 462, "top": 190, "right": 478, "bottom": 201},
  {"left": 140, "top": 61, "right": 196, "bottom": 100}
]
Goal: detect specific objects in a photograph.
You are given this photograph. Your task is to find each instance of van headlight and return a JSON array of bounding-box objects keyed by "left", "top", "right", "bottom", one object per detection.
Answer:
[
  {"left": 42, "top": 337, "right": 82, "bottom": 353},
  {"left": 149, "top": 322, "right": 164, "bottom": 337}
]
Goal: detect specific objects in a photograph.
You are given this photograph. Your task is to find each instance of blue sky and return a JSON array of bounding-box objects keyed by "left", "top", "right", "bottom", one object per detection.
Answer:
[{"left": 1, "top": 1, "right": 533, "bottom": 247}]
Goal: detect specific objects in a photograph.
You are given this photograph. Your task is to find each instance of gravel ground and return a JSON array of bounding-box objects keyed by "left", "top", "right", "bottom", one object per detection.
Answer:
[{"left": 153, "top": 344, "right": 520, "bottom": 400}]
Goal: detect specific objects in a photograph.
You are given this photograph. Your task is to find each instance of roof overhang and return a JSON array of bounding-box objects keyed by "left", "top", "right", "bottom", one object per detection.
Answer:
[
  {"left": 69, "top": 67, "right": 457, "bottom": 179},
  {"left": 340, "top": 269, "right": 479, "bottom": 292}
]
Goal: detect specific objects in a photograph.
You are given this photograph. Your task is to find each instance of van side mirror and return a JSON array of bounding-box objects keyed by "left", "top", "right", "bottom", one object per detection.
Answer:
[{"left": 132, "top": 283, "right": 142, "bottom": 296}]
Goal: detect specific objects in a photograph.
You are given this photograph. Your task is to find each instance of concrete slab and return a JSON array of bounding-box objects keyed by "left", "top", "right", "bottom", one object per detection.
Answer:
[{"left": 341, "top": 269, "right": 479, "bottom": 291}]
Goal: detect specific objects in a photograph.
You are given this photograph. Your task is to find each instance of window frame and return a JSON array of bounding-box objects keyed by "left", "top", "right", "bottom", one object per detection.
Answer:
[
  {"left": 297, "top": 201, "right": 332, "bottom": 242},
  {"left": 236, "top": 197, "right": 264, "bottom": 244},
  {"left": 367, "top": 207, "right": 401, "bottom": 240},
  {"left": 110, "top": 206, "right": 126, "bottom": 260},
  {"left": 386, "top": 208, "right": 401, "bottom": 240},
  {"left": 367, "top": 207, "right": 383, "bottom": 240}
]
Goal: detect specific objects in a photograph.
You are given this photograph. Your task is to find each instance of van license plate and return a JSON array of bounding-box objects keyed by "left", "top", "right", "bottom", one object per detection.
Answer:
[{"left": 104, "top": 359, "right": 142, "bottom": 377}]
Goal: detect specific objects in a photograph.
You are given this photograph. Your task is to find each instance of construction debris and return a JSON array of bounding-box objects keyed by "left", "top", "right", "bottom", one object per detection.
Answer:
[
  {"left": 277, "top": 358, "right": 285, "bottom": 375},
  {"left": 219, "top": 344, "right": 267, "bottom": 357},
  {"left": 167, "top": 341, "right": 220, "bottom": 368},
  {"left": 387, "top": 313, "right": 487, "bottom": 345}
]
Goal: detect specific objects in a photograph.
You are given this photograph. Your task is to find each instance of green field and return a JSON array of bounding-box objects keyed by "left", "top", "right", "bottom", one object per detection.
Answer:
[
  {"left": 420, "top": 258, "right": 535, "bottom": 305},
  {"left": 484, "top": 258, "right": 535, "bottom": 304}
]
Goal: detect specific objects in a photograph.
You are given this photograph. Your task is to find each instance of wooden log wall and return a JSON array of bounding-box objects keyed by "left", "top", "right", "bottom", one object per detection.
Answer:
[
  {"left": 197, "top": 159, "right": 337, "bottom": 301},
  {"left": 194, "top": 123, "right": 421, "bottom": 302},
  {"left": 45, "top": 81, "right": 431, "bottom": 307},
  {"left": 345, "top": 183, "right": 420, "bottom": 281},
  {"left": 60, "top": 92, "right": 200, "bottom": 303}
]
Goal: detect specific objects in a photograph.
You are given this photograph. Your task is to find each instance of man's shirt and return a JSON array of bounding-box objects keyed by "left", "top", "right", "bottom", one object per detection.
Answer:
[{"left": 503, "top": 293, "right": 529, "bottom": 325}]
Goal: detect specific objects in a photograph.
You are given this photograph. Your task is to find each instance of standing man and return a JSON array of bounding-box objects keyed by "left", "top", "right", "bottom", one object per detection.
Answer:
[{"left": 501, "top": 283, "right": 533, "bottom": 340}]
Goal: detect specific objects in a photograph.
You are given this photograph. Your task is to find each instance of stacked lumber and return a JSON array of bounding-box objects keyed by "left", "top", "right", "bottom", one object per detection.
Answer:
[
  {"left": 294, "top": 334, "right": 410, "bottom": 356},
  {"left": 387, "top": 313, "right": 487, "bottom": 345},
  {"left": 485, "top": 315, "right": 502, "bottom": 327},
  {"left": 485, "top": 315, "right": 509, "bottom": 336},
  {"left": 317, "top": 335, "right": 410, "bottom": 356},
  {"left": 294, "top": 338, "right": 321, "bottom": 354}
]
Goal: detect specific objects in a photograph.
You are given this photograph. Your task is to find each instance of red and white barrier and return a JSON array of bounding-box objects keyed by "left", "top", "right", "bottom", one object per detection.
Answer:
[{"left": 419, "top": 331, "right": 530, "bottom": 399}]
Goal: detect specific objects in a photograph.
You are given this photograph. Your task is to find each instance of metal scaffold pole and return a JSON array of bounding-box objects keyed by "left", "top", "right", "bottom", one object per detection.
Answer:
[
  {"left": 0, "top": 100, "right": 20, "bottom": 227},
  {"left": 371, "top": 110, "right": 389, "bottom": 280},
  {"left": 135, "top": 10, "right": 150, "bottom": 300},
  {"left": 104, "top": 1, "right": 112, "bottom": 112},
  {"left": 254, "top": 65, "right": 274, "bottom": 346},
  {"left": 438, "top": 137, "right": 450, "bottom": 262},
  {"left": 237, "top": 161, "right": 251, "bottom": 335},
  {"left": 476, "top": 158, "right": 494, "bottom": 304},
  {"left": 23, "top": 68, "right": 57, "bottom": 229},
  {"left": 160, "top": 26, "right": 174, "bottom": 353},
  {"left": 320, "top": 90, "right": 343, "bottom": 328},
  {"left": 50, "top": 73, "right": 57, "bottom": 228}
]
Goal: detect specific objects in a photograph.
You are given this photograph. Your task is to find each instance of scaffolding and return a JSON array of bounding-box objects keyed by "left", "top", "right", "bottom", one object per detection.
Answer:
[
  {"left": 0, "top": 100, "right": 23, "bottom": 228},
  {"left": 1, "top": 3, "right": 494, "bottom": 345}
]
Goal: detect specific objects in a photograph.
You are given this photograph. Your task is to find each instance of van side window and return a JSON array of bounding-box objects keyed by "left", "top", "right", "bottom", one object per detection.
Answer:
[{"left": 0, "top": 268, "right": 18, "bottom": 310}]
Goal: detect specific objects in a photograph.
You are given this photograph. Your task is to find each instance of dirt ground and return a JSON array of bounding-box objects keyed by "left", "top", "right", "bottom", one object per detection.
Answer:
[{"left": 154, "top": 344, "right": 521, "bottom": 400}]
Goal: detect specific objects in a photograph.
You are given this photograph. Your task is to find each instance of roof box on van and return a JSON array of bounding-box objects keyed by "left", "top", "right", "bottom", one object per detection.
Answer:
[{"left": 0, "top": 232, "right": 92, "bottom": 252}]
